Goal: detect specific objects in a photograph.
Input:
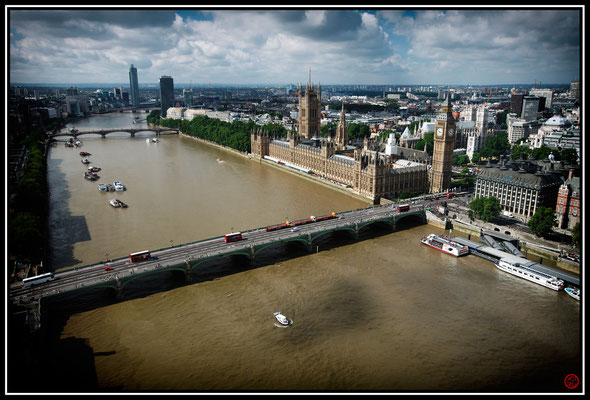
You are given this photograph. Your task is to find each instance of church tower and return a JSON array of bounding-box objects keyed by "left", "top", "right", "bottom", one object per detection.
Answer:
[
  {"left": 335, "top": 103, "right": 349, "bottom": 149},
  {"left": 429, "top": 91, "right": 456, "bottom": 193},
  {"left": 298, "top": 81, "right": 321, "bottom": 139}
]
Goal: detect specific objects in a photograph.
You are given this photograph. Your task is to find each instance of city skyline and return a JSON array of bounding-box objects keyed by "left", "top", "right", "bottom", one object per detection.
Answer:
[{"left": 8, "top": 6, "right": 583, "bottom": 86}]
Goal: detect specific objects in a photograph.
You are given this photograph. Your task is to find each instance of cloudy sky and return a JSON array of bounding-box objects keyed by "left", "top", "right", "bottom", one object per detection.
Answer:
[{"left": 8, "top": 6, "right": 582, "bottom": 86}]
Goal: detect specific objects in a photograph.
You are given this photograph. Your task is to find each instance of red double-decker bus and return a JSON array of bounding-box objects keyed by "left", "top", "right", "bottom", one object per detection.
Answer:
[
  {"left": 224, "top": 232, "right": 243, "bottom": 243},
  {"left": 396, "top": 204, "right": 410, "bottom": 212},
  {"left": 129, "top": 250, "right": 151, "bottom": 262}
]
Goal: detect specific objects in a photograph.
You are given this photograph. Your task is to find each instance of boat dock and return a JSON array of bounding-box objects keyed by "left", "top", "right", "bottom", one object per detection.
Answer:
[{"left": 451, "top": 236, "right": 580, "bottom": 287}]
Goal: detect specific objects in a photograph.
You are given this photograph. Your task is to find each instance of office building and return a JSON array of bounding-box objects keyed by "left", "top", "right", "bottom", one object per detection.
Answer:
[
  {"left": 159, "top": 75, "right": 174, "bottom": 118},
  {"left": 129, "top": 64, "right": 140, "bottom": 107},
  {"left": 529, "top": 89, "right": 553, "bottom": 109},
  {"left": 521, "top": 96, "right": 540, "bottom": 121}
]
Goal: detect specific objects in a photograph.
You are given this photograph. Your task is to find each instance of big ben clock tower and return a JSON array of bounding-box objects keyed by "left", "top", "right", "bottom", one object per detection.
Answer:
[{"left": 429, "top": 91, "right": 456, "bottom": 194}]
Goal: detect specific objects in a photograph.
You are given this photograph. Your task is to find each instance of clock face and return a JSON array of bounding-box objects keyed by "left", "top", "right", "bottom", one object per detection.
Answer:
[
  {"left": 437, "top": 128, "right": 443, "bottom": 136},
  {"left": 448, "top": 128, "right": 455, "bottom": 137}
]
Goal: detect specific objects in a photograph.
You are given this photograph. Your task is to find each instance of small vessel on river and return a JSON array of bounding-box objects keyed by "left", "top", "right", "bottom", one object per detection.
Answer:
[
  {"left": 420, "top": 234, "right": 469, "bottom": 257},
  {"left": 84, "top": 171, "right": 99, "bottom": 180},
  {"left": 273, "top": 312, "right": 292, "bottom": 327},
  {"left": 113, "top": 181, "right": 126, "bottom": 191},
  {"left": 81, "top": 158, "right": 91, "bottom": 164},
  {"left": 565, "top": 287, "right": 580, "bottom": 300},
  {"left": 79, "top": 151, "right": 91, "bottom": 156}
]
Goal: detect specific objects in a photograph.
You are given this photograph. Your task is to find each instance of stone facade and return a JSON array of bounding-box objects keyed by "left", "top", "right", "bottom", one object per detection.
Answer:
[
  {"left": 297, "top": 83, "right": 322, "bottom": 139},
  {"left": 251, "top": 130, "right": 429, "bottom": 204},
  {"left": 556, "top": 170, "right": 580, "bottom": 230},
  {"left": 430, "top": 94, "right": 456, "bottom": 193},
  {"left": 474, "top": 156, "right": 568, "bottom": 221}
]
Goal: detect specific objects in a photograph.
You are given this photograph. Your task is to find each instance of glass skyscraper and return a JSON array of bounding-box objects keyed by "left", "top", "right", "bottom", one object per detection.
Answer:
[
  {"left": 129, "top": 64, "right": 140, "bottom": 107},
  {"left": 159, "top": 75, "right": 174, "bottom": 117}
]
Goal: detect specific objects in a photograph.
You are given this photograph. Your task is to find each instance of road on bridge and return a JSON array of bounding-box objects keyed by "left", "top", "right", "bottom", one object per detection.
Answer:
[{"left": 9, "top": 203, "right": 425, "bottom": 305}]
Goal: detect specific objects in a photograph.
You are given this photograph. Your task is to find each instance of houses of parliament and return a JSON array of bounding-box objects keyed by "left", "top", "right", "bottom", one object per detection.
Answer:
[{"left": 251, "top": 82, "right": 455, "bottom": 203}]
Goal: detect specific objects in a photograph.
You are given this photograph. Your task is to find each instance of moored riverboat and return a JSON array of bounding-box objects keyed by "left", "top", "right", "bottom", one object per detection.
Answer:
[
  {"left": 420, "top": 234, "right": 469, "bottom": 257},
  {"left": 494, "top": 259, "right": 564, "bottom": 291},
  {"left": 84, "top": 171, "right": 99, "bottom": 180},
  {"left": 113, "top": 181, "right": 126, "bottom": 191}
]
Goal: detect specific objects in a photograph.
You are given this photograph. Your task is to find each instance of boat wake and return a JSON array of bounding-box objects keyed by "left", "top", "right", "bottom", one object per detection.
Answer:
[{"left": 274, "top": 321, "right": 293, "bottom": 328}]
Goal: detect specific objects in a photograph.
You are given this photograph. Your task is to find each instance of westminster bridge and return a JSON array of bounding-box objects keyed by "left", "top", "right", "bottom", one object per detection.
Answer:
[{"left": 9, "top": 204, "right": 426, "bottom": 310}]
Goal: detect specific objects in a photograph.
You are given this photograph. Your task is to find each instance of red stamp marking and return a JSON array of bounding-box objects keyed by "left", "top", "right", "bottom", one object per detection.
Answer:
[{"left": 564, "top": 374, "right": 579, "bottom": 389}]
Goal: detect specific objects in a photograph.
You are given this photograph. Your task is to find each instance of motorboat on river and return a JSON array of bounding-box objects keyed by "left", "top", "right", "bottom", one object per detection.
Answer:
[
  {"left": 113, "top": 181, "right": 126, "bottom": 191},
  {"left": 88, "top": 166, "right": 101, "bottom": 172},
  {"left": 273, "top": 312, "right": 292, "bottom": 327},
  {"left": 79, "top": 151, "right": 91, "bottom": 156},
  {"left": 565, "top": 287, "right": 580, "bottom": 300},
  {"left": 81, "top": 158, "right": 91, "bottom": 164},
  {"left": 109, "top": 199, "right": 120, "bottom": 208}
]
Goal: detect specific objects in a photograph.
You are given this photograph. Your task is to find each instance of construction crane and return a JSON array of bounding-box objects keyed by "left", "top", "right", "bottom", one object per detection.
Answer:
[{"left": 484, "top": 88, "right": 493, "bottom": 108}]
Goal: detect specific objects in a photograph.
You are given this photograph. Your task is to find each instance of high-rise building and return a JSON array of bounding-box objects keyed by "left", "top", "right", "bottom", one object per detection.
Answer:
[
  {"left": 570, "top": 80, "right": 580, "bottom": 101},
  {"left": 521, "top": 96, "right": 540, "bottom": 121},
  {"left": 510, "top": 93, "right": 525, "bottom": 115},
  {"left": 529, "top": 89, "right": 553, "bottom": 109},
  {"left": 129, "top": 64, "right": 140, "bottom": 107},
  {"left": 159, "top": 75, "right": 174, "bottom": 118},
  {"left": 429, "top": 92, "right": 456, "bottom": 194},
  {"left": 297, "top": 82, "right": 321, "bottom": 139},
  {"left": 183, "top": 88, "right": 193, "bottom": 106}
]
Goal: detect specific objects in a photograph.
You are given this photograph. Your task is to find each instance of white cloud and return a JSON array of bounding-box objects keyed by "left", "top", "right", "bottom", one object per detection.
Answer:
[{"left": 8, "top": 8, "right": 581, "bottom": 85}]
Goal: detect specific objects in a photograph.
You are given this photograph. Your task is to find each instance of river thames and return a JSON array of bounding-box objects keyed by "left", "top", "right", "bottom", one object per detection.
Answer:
[{"left": 35, "top": 113, "right": 581, "bottom": 393}]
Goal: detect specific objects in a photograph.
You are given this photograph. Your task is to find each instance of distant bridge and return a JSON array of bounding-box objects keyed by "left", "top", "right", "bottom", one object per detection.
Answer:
[{"left": 50, "top": 128, "right": 179, "bottom": 139}]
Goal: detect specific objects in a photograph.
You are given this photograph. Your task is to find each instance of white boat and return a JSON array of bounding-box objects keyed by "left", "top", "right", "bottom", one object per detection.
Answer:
[
  {"left": 420, "top": 234, "right": 469, "bottom": 257},
  {"left": 494, "top": 259, "right": 564, "bottom": 291},
  {"left": 113, "top": 181, "right": 125, "bottom": 191},
  {"left": 109, "top": 199, "right": 120, "bottom": 208},
  {"left": 97, "top": 183, "right": 108, "bottom": 192},
  {"left": 273, "top": 312, "right": 292, "bottom": 327},
  {"left": 81, "top": 158, "right": 91, "bottom": 164},
  {"left": 151, "top": 138, "right": 159, "bottom": 143},
  {"left": 565, "top": 287, "right": 580, "bottom": 300}
]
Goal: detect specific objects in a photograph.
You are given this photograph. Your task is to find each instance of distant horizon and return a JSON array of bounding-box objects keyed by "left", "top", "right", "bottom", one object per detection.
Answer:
[{"left": 10, "top": 82, "right": 574, "bottom": 89}]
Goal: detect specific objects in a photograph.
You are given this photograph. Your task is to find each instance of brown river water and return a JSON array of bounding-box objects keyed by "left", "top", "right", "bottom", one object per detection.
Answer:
[{"left": 28, "top": 113, "right": 582, "bottom": 393}]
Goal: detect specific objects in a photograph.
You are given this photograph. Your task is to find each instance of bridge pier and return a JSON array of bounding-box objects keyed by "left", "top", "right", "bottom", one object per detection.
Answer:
[
  {"left": 306, "top": 233, "right": 313, "bottom": 252},
  {"left": 101, "top": 134, "right": 106, "bottom": 138},
  {"left": 185, "top": 259, "right": 193, "bottom": 283},
  {"left": 130, "top": 132, "right": 135, "bottom": 137},
  {"left": 353, "top": 224, "right": 359, "bottom": 240},
  {"left": 250, "top": 245, "right": 256, "bottom": 264},
  {"left": 115, "top": 276, "right": 124, "bottom": 300}
]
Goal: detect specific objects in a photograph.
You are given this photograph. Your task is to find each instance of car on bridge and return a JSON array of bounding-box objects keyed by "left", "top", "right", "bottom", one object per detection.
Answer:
[{"left": 104, "top": 266, "right": 114, "bottom": 271}]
